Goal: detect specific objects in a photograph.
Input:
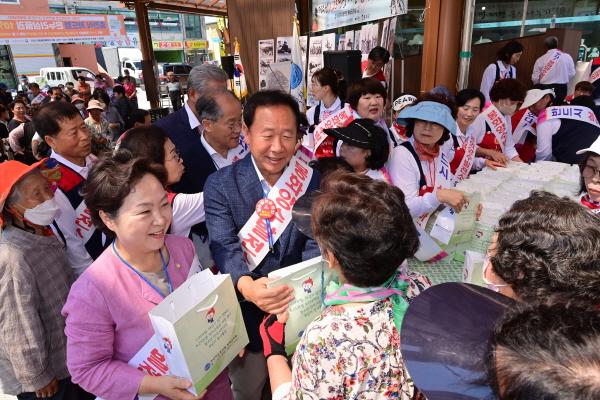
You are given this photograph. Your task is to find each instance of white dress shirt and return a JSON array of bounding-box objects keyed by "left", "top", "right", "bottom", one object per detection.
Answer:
[
  {"left": 170, "top": 192, "right": 205, "bottom": 238},
  {"left": 50, "top": 150, "right": 100, "bottom": 276},
  {"left": 387, "top": 139, "right": 444, "bottom": 218},
  {"left": 200, "top": 134, "right": 248, "bottom": 170},
  {"left": 441, "top": 124, "right": 487, "bottom": 172},
  {"left": 251, "top": 155, "right": 272, "bottom": 193},
  {"left": 184, "top": 102, "right": 201, "bottom": 131},
  {"left": 535, "top": 119, "right": 561, "bottom": 161},
  {"left": 531, "top": 49, "right": 576, "bottom": 85},
  {"left": 306, "top": 97, "right": 342, "bottom": 126},
  {"left": 480, "top": 61, "right": 516, "bottom": 103}
]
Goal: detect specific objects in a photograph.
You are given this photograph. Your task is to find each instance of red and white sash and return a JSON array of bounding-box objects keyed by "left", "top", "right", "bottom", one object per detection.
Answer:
[
  {"left": 482, "top": 104, "right": 507, "bottom": 153},
  {"left": 590, "top": 66, "right": 600, "bottom": 84},
  {"left": 451, "top": 135, "right": 477, "bottom": 187},
  {"left": 313, "top": 104, "right": 355, "bottom": 155},
  {"left": 512, "top": 109, "right": 538, "bottom": 144},
  {"left": 537, "top": 106, "right": 600, "bottom": 128},
  {"left": 580, "top": 194, "right": 600, "bottom": 215},
  {"left": 538, "top": 50, "right": 562, "bottom": 82},
  {"left": 414, "top": 151, "right": 453, "bottom": 229},
  {"left": 238, "top": 147, "right": 313, "bottom": 270}
]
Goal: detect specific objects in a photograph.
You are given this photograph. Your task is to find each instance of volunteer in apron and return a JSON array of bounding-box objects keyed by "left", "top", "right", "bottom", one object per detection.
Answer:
[
  {"left": 510, "top": 88, "right": 554, "bottom": 162},
  {"left": 323, "top": 118, "right": 392, "bottom": 183},
  {"left": 306, "top": 67, "right": 342, "bottom": 132},
  {"left": 387, "top": 98, "right": 468, "bottom": 219},
  {"left": 480, "top": 40, "right": 523, "bottom": 103},
  {"left": 467, "top": 78, "right": 526, "bottom": 167},
  {"left": 63, "top": 157, "right": 231, "bottom": 400},
  {"left": 575, "top": 136, "right": 600, "bottom": 214},
  {"left": 118, "top": 126, "right": 206, "bottom": 239},
  {"left": 313, "top": 77, "right": 391, "bottom": 158},
  {"left": 390, "top": 94, "right": 417, "bottom": 144},
  {"left": 443, "top": 89, "right": 501, "bottom": 181}
]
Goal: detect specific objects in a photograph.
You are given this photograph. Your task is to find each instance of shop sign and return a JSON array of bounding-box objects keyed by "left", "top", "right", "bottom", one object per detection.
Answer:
[
  {"left": 0, "top": 14, "right": 127, "bottom": 44},
  {"left": 152, "top": 41, "right": 184, "bottom": 49},
  {"left": 185, "top": 40, "right": 208, "bottom": 49},
  {"left": 312, "top": 0, "right": 407, "bottom": 32}
]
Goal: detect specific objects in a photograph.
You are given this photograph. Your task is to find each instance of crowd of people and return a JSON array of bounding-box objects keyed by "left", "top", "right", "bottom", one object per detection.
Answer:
[
  {"left": 0, "top": 70, "right": 146, "bottom": 164},
  {"left": 0, "top": 35, "right": 599, "bottom": 400}
]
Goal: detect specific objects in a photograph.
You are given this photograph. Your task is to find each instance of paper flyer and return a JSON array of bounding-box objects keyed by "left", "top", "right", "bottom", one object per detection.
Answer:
[
  {"left": 307, "top": 36, "right": 324, "bottom": 107},
  {"left": 337, "top": 34, "right": 345, "bottom": 51},
  {"left": 276, "top": 36, "right": 293, "bottom": 62},
  {"left": 268, "top": 257, "right": 335, "bottom": 354},
  {"left": 265, "top": 61, "right": 292, "bottom": 93},
  {"left": 386, "top": 17, "right": 398, "bottom": 53},
  {"left": 345, "top": 30, "right": 354, "bottom": 50},
  {"left": 322, "top": 33, "right": 336, "bottom": 54},
  {"left": 258, "top": 39, "right": 275, "bottom": 91}
]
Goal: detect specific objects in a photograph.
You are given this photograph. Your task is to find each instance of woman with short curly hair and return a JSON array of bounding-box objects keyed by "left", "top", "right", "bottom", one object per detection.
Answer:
[{"left": 482, "top": 190, "right": 600, "bottom": 303}]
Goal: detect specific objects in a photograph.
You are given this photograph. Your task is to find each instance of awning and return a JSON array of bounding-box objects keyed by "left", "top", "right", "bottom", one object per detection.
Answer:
[{"left": 121, "top": 0, "right": 227, "bottom": 16}]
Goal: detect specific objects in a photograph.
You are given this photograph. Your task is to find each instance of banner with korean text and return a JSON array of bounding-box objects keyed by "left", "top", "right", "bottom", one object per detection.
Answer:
[
  {"left": 0, "top": 14, "right": 127, "bottom": 45},
  {"left": 312, "top": 0, "right": 407, "bottom": 32}
]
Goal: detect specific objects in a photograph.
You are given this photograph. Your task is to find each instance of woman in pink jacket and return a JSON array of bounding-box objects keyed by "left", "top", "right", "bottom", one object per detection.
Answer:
[{"left": 62, "top": 156, "right": 232, "bottom": 400}]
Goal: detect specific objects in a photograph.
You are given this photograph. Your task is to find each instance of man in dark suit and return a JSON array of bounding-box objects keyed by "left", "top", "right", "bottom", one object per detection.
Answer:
[
  {"left": 204, "top": 91, "right": 320, "bottom": 400},
  {"left": 154, "top": 64, "right": 228, "bottom": 194}
]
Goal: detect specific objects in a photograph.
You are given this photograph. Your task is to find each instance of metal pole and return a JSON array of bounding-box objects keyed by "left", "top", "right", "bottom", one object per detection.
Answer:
[
  {"left": 519, "top": 0, "right": 528, "bottom": 37},
  {"left": 457, "top": 0, "right": 475, "bottom": 90}
]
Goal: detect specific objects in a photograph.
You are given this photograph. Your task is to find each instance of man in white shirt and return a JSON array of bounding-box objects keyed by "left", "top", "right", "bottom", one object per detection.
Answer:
[
  {"left": 33, "top": 101, "right": 106, "bottom": 276},
  {"left": 532, "top": 36, "right": 576, "bottom": 104},
  {"left": 197, "top": 89, "right": 248, "bottom": 170}
]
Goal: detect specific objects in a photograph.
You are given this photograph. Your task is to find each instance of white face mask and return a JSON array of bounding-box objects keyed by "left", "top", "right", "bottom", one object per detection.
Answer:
[
  {"left": 23, "top": 198, "right": 60, "bottom": 226},
  {"left": 498, "top": 102, "right": 518, "bottom": 116},
  {"left": 481, "top": 254, "right": 508, "bottom": 292}
]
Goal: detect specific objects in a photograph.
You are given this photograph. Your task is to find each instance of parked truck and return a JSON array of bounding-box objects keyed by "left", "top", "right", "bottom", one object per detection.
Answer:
[
  {"left": 99, "top": 47, "right": 121, "bottom": 78},
  {"left": 118, "top": 48, "right": 143, "bottom": 80},
  {"left": 98, "top": 47, "right": 143, "bottom": 80}
]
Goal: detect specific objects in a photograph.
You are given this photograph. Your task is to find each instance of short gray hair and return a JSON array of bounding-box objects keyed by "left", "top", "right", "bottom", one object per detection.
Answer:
[
  {"left": 196, "top": 89, "right": 239, "bottom": 122},
  {"left": 544, "top": 36, "right": 558, "bottom": 49},
  {"left": 187, "top": 64, "right": 228, "bottom": 93}
]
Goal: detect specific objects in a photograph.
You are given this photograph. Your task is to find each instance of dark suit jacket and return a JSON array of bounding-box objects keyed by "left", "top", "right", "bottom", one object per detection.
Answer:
[
  {"left": 154, "top": 107, "right": 217, "bottom": 195},
  {"left": 204, "top": 155, "right": 320, "bottom": 351}
]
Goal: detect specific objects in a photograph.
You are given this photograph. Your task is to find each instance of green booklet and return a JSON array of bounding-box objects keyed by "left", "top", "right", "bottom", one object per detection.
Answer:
[{"left": 268, "top": 256, "right": 335, "bottom": 354}]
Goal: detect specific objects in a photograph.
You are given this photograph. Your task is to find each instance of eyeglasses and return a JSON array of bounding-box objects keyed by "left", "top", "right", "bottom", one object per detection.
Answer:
[
  {"left": 582, "top": 164, "right": 600, "bottom": 179},
  {"left": 166, "top": 149, "right": 181, "bottom": 162}
]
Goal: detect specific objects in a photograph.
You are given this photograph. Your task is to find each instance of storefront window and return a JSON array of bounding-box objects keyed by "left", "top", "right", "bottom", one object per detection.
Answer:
[
  {"left": 394, "top": 0, "right": 426, "bottom": 58},
  {"left": 473, "top": 0, "right": 599, "bottom": 59}
]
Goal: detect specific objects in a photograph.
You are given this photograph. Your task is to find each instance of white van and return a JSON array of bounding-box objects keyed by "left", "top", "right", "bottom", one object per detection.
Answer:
[{"left": 34, "top": 67, "right": 96, "bottom": 88}]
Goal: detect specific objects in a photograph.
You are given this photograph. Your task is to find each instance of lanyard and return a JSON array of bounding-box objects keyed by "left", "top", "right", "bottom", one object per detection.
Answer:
[
  {"left": 261, "top": 187, "right": 275, "bottom": 253},
  {"left": 112, "top": 241, "right": 173, "bottom": 298}
]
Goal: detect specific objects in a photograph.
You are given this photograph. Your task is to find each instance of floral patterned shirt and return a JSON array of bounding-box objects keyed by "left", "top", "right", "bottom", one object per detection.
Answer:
[{"left": 273, "top": 272, "right": 431, "bottom": 400}]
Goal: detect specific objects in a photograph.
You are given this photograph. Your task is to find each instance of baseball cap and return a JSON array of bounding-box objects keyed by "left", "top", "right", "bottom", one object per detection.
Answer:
[
  {"left": 324, "top": 119, "right": 388, "bottom": 150},
  {"left": 397, "top": 101, "right": 456, "bottom": 135},
  {"left": 393, "top": 94, "right": 417, "bottom": 112},
  {"left": 520, "top": 88, "right": 555, "bottom": 110},
  {"left": 576, "top": 135, "right": 600, "bottom": 156},
  {"left": 400, "top": 282, "right": 515, "bottom": 400},
  {"left": 0, "top": 158, "right": 60, "bottom": 225}
]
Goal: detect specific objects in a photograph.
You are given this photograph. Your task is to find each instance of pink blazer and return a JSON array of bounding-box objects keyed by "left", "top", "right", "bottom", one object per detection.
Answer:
[{"left": 62, "top": 234, "right": 232, "bottom": 400}]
